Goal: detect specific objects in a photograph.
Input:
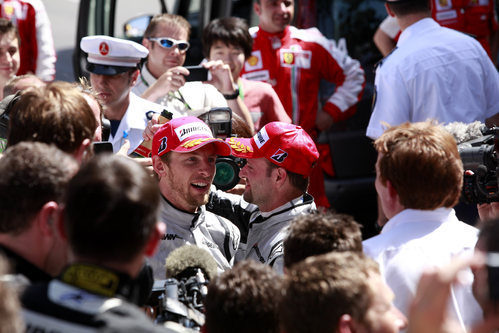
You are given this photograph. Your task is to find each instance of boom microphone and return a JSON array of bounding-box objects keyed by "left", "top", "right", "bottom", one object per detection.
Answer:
[
  {"left": 443, "top": 121, "right": 488, "bottom": 145},
  {"left": 165, "top": 245, "right": 218, "bottom": 281}
]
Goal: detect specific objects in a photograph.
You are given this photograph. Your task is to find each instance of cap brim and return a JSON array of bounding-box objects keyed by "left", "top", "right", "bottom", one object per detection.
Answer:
[
  {"left": 225, "top": 137, "right": 260, "bottom": 158},
  {"left": 86, "top": 63, "right": 134, "bottom": 75},
  {"left": 172, "top": 138, "right": 232, "bottom": 156}
]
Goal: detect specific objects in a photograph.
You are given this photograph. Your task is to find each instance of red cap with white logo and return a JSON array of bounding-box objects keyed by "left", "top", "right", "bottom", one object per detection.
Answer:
[
  {"left": 226, "top": 122, "right": 319, "bottom": 176},
  {"left": 151, "top": 116, "right": 231, "bottom": 157}
]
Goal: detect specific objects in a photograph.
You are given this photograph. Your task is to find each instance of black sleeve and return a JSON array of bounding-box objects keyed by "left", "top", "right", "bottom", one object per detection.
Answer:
[{"left": 206, "top": 192, "right": 253, "bottom": 243}]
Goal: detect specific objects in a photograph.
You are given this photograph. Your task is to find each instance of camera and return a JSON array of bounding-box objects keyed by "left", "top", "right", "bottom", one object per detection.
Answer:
[
  {"left": 199, "top": 107, "right": 246, "bottom": 191},
  {"left": 458, "top": 127, "right": 499, "bottom": 204},
  {"left": 149, "top": 273, "right": 207, "bottom": 330}
]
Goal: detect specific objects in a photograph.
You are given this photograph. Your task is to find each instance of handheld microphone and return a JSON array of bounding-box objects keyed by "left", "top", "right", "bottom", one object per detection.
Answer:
[{"left": 164, "top": 245, "right": 218, "bottom": 281}]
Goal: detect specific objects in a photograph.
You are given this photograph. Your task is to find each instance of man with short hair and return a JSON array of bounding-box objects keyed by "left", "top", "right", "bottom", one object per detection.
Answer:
[
  {"left": 150, "top": 116, "right": 240, "bottom": 278},
  {"left": 0, "top": 142, "right": 78, "bottom": 285},
  {"left": 280, "top": 251, "right": 407, "bottom": 333},
  {"left": 7, "top": 81, "right": 97, "bottom": 162},
  {"left": 283, "top": 212, "right": 363, "bottom": 269},
  {"left": 241, "top": 0, "right": 366, "bottom": 208},
  {"left": 135, "top": 14, "right": 253, "bottom": 130},
  {"left": 207, "top": 122, "right": 319, "bottom": 273},
  {"left": 204, "top": 260, "right": 282, "bottom": 333},
  {"left": 367, "top": 0, "right": 499, "bottom": 140},
  {"left": 0, "top": 18, "right": 19, "bottom": 101},
  {"left": 81, "top": 35, "right": 172, "bottom": 154},
  {"left": 202, "top": 17, "right": 290, "bottom": 131},
  {"left": 21, "top": 154, "right": 173, "bottom": 332},
  {"left": 364, "top": 121, "right": 482, "bottom": 329}
]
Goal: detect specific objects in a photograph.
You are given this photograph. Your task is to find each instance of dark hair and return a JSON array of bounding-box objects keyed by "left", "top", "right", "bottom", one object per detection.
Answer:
[
  {"left": 266, "top": 161, "right": 309, "bottom": 192},
  {"left": 0, "top": 18, "right": 18, "bottom": 41},
  {"left": 7, "top": 82, "right": 97, "bottom": 154},
  {"left": 387, "top": 0, "right": 430, "bottom": 17},
  {"left": 284, "top": 212, "right": 362, "bottom": 268},
  {"left": 64, "top": 155, "right": 160, "bottom": 263},
  {"left": 205, "top": 260, "right": 282, "bottom": 333},
  {"left": 0, "top": 142, "right": 77, "bottom": 234},
  {"left": 280, "top": 252, "right": 379, "bottom": 333},
  {"left": 202, "top": 17, "right": 253, "bottom": 59}
]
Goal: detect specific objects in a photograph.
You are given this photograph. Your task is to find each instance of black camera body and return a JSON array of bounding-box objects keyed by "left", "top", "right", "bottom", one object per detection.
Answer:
[
  {"left": 199, "top": 107, "right": 246, "bottom": 191},
  {"left": 458, "top": 127, "right": 499, "bottom": 204}
]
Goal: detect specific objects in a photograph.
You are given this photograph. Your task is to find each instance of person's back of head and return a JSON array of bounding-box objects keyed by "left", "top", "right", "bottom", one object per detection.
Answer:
[
  {"left": 3, "top": 74, "right": 45, "bottom": 97},
  {"left": 283, "top": 212, "right": 363, "bottom": 269},
  {"left": 0, "top": 142, "right": 77, "bottom": 235},
  {"left": 202, "top": 17, "right": 253, "bottom": 59},
  {"left": 205, "top": 260, "right": 282, "bottom": 333},
  {"left": 280, "top": 252, "right": 401, "bottom": 333},
  {"left": 374, "top": 121, "right": 462, "bottom": 210},
  {"left": 386, "top": 0, "right": 430, "bottom": 17},
  {"left": 7, "top": 81, "right": 97, "bottom": 157},
  {"left": 64, "top": 154, "right": 160, "bottom": 266}
]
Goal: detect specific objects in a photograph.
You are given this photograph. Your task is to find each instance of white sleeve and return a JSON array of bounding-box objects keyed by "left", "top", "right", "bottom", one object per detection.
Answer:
[
  {"left": 379, "top": 16, "right": 401, "bottom": 40},
  {"left": 29, "top": 0, "right": 56, "bottom": 81}
]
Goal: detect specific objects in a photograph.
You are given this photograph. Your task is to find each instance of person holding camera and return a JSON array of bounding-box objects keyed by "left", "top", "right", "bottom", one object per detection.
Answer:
[
  {"left": 363, "top": 121, "right": 482, "bottom": 330},
  {"left": 149, "top": 116, "right": 240, "bottom": 279},
  {"left": 21, "top": 154, "right": 179, "bottom": 332},
  {"left": 134, "top": 14, "right": 254, "bottom": 132},
  {"left": 207, "top": 122, "right": 319, "bottom": 273}
]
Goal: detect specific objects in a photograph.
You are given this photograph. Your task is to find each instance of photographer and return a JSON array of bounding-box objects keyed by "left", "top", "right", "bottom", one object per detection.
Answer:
[
  {"left": 21, "top": 154, "right": 175, "bottom": 332},
  {"left": 363, "top": 121, "right": 482, "bottom": 329},
  {"left": 134, "top": 14, "right": 254, "bottom": 132},
  {"left": 150, "top": 116, "right": 240, "bottom": 279}
]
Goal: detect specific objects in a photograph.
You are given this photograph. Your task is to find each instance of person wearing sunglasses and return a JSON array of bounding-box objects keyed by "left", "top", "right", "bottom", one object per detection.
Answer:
[{"left": 134, "top": 14, "right": 254, "bottom": 133}]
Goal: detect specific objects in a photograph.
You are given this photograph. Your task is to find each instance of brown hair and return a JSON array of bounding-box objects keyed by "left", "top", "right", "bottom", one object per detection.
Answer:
[
  {"left": 387, "top": 0, "right": 430, "bottom": 17},
  {"left": 280, "top": 252, "right": 379, "bottom": 333},
  {"left": 0, "top": 142, "right": 77, "bottom": 234},
  {"left": 144, "top": 13, "right": 191, "bottom": 39},
  {"left": 374, "top": 121, "right": 462, "bottom": 210},
  {"left": 267, "top": 160, "right": 309, "bottom": 193},
  {"left": 7, "top": 81, "right": 97, "bottom": 154},
  {"left": 284, "top": 212, "right": 362, "bottom": 268},
  {"left": 205, "top": 260, "right": 282, "bottom": 333}
]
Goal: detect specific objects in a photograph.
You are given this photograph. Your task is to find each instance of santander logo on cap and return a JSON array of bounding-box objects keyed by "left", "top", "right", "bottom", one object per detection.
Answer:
[{"left": 99, "top": 42, "right": 109, "bottom": 56}]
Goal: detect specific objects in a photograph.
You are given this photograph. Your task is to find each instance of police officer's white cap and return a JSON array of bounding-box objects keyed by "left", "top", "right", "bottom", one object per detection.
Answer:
[{"left": 80, "top": 35, "right": 148, "bottom": 75}]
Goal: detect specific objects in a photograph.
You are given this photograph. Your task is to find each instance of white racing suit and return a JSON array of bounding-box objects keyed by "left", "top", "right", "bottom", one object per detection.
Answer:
[
  {"left": 207, "top": 190, "right": 316, "bottom": 274},
  {"left": 149, "top": 196, "right": 240, "bottom": 279}
]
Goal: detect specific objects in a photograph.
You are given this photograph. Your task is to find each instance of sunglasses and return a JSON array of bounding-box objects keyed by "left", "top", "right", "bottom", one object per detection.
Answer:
[{"left": 148, "top": 37, "right": 190, "bottom": 51}]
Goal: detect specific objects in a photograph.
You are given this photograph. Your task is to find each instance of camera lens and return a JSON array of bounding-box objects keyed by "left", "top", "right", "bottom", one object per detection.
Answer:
[{"left": 214, "top": 157, "right": 240, "bottom": 191}]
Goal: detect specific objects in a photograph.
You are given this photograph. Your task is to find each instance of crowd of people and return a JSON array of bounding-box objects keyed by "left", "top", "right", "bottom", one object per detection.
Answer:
[{"left": 0, "top": 0, "right": 498, "bottom": 332}]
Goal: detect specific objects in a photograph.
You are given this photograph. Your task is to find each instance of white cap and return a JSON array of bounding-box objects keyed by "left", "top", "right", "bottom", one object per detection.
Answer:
[{"left": 80, "top": 35, "right": 148, "bottom": 75}]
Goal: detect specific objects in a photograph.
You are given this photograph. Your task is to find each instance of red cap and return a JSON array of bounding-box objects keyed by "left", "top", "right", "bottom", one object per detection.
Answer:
[
  {"left": 151, "top": 116, "right": 231, "bottom": 157},
  {"left": 226, "top": 122, "right": 319, "bottom": 176}
]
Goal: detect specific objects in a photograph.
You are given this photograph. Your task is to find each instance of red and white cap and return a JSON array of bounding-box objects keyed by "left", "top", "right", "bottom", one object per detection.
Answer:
[
  {"left": 226, "top": 122, "right": 319, "bottom": 176},
  {"left": 151, "top": 116, "right": 231, "bottom": 157}
]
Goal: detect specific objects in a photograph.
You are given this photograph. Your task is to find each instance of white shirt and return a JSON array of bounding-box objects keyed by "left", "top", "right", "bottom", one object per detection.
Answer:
[
  {"left": 108, "top": 92, "right": 168, "bottom": 154},
  {"left": 363, "top": 208, "right": 482, "bottom": 331},
  {"left": 132, "top": 63, "right": 227, "bottom": 117},
  {"left": 367, "top": 18, "right": 499, "bottom": 139}
]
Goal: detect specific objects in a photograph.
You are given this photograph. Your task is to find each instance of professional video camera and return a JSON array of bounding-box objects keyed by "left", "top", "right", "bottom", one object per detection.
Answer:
[
  {"left": 458, "top": 126, "right": 499, "bottom": 204},
  {"left": 147, "top": 245, "right": 218, "bottom": 331},
  {"left": 199, "top": 107, "right": 247, "bottom": 191}
]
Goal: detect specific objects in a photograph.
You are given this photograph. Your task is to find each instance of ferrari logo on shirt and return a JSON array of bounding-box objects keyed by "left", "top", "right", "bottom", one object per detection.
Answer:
[
  {"left": 99, "top": 42, "right": 109, "bottom": 56},
  {"left": 247, "top": 55, "right": 259, "bottom": 66},
  {"left": 280, "top": 49, "right": 312, "bottom": 69},
  {"left": 3, "top": 5, "right": 14, "bottom": 17},
  {"left": 283, "top": 52, "right": 294, "bottom": 65}
]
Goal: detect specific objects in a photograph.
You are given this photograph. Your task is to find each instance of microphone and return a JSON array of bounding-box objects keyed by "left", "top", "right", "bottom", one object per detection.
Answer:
[
  {"left": 443, "top": 121, "right": 488, "bottom": 145},
  {"left": 164, "top": 245, "right": 218, "bottom": 281}
]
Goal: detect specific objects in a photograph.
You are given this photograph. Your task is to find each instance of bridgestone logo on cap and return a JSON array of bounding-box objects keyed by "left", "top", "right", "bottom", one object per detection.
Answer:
[
  {"left": 175, "top": 123, "right": 212, "bottom": 142},
  {"left": 254, "top": 127, "right": 269, "bottom": 149},
  {"left": 271, "top": 149, "right": 288, "bottom": 163}
]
